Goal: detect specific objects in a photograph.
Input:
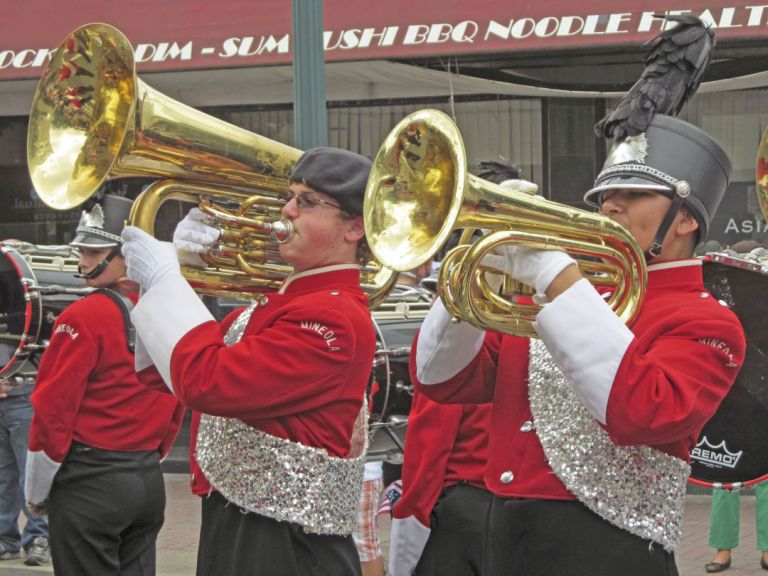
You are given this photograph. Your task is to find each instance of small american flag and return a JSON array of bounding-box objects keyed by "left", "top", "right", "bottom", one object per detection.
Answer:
[{"left": 377, "top": 479, "right": 403, "bottom": 517}]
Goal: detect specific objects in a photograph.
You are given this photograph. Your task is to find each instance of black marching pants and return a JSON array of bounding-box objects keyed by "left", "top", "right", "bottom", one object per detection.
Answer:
[
  {"left": 485, "top": 496, "right": 680, "bottom": 576},
  {"left": 415, "top": 483, "right": 493, "bottom": 576},
  {"left": 196, "top": 490, "right": 362, "bottom": 576},
  {"left": 48, "top": 443, "right": 166, "bottom": 576}
]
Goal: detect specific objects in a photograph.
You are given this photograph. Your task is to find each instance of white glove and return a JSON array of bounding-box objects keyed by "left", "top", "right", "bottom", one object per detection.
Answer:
[
  {"left": 121, "top": 227, "right": 181, "bottom": 290},
  {"left": 498, "top": 178, "right": 539, "bottom": 195},
  {"left": 173, "top": 208, "right": 221, "bottom": 268},
  {"left": 483, "top": 245, "right": 576, "bottom": 302}
]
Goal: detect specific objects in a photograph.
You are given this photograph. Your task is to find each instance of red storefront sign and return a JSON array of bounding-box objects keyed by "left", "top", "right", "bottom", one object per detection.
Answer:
[{"left": 2, "top": 0, "right": 767, "bottom": 80}]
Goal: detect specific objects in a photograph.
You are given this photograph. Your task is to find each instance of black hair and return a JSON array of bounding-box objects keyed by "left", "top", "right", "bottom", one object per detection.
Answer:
[{"left": 473, "top": 160, "right": 522, "bottom": 185}]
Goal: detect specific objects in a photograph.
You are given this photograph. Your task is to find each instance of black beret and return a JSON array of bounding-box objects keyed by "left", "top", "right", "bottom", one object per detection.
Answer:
[{"left": 289, "top": 147, "right": 372, "bottom": 216}]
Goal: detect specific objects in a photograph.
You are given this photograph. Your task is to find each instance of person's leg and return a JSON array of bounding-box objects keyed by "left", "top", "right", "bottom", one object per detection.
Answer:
[
  {"left": 6, "top": 395, "right": 48, "bottom": 552},
  {"left": 117, "top": 455, "right": 166, "bottom": 576},
  {"left": 48, "top": 446, "right": 147, "bottom": 576},
  {"left": 353, "top": 477, "right": 384, "bottom": 576},
  {"left": 754, "top": 482, "right": 768, "bottom": 566},
  {"left": 484, "top": 497, "right": 678, "bottom": 576},
  {"left": 197, "top": 491, "right": 362, "bottom": 576},
  {"left": 0, "top": 400, "right": 22, "bottom": 557},
  {"left": 416, "top": 483, "right": 492, "bottom": 576},
  {"left": 708, "top": 488, "right": 739, "bottom": 567}
]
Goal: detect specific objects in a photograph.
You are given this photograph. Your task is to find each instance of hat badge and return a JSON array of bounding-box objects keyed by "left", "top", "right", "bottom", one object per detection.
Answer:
[
  {"left": 604, "top": 134, "right": 649, "bottom": 169},
  {"left": 78, "top": 204, "right": 105, "bottom": 230}
]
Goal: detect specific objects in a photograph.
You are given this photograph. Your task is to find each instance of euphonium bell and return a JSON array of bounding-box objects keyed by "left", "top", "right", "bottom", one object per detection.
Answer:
[
  {"left": 757, "top": 126, "right": 768, "bottom": 222},
  {"left": 364, "top": 109, "right": 647, "bottom": 337},
  {"left": 27, "top": 23, "right": 397, "bottom": 308}
]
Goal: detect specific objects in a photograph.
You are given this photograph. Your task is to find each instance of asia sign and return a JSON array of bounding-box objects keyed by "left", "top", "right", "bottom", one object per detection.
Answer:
[{"left": 2, "top": 0, "right": 768, "bottom": 80}]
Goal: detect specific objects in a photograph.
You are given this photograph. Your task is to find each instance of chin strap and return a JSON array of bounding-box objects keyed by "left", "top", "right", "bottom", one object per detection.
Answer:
[
  {"left": 75, "top": 245, "right": 122, "bottom": 280},
  {"left": 644, "top": 181, "right": 691, "bottom": 261}
]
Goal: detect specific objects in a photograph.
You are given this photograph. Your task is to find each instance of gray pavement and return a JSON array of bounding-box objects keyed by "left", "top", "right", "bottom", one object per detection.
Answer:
[{"left": 1, "top": 474, "right": 765, "bottom": 575}]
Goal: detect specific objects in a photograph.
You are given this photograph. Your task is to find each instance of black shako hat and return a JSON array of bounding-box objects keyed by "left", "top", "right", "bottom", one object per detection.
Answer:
[
  {"left": 289, "top": 147, "right": 372, "bottom": 216},
  {"left": 584, "top": 114, "right": 732, "bottom": 241},
  {"left": 70, "top": 194, "right": 133, "bottom": 248}
]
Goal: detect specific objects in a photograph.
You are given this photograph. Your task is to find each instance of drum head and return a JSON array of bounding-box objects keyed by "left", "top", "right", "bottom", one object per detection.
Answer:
[
  {"left": 0, "top": 246, "right": 42, "bottom": 378},
  {"left": 367, "top": 287, "right": 430, "bottom": 462},
  {"left": 690, "top": 255, "right": 768, "bottom": 487}
]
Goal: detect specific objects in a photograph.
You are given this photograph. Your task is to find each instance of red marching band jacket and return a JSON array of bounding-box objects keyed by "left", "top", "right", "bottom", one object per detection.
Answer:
[
  {"left": 26, "top": 287, "right": 185, "bottom": 505},
  {"left": 136, "top": 266, "right": 376, "bottom": 497},
  {"left": 388, "top": 391, "right": 491, "bottom": 575},
  {"left": 393, "top": 393, "right": 491, "bottom": 526},
  {"left": 412, "top": 260, "right": 745, "bottom": 502}
]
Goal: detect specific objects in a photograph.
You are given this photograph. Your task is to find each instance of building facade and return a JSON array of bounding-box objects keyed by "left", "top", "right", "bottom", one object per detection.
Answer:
[{"left": 1, "top": 0, "right": 767, "bottom": 247}]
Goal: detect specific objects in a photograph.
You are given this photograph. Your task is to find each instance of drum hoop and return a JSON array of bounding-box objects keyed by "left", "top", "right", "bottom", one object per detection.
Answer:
[
  {"left": 0, "top": 246, "right": 41, "bottom": 377},
  {"left": 691, "top": 254, "right": 768, "bottom": 487},
  {"left": 688, "top": 473, "right": 768, "bottom": 491},
  {"left": 704, "top": 252, "right": 768, "bottom": 275}
]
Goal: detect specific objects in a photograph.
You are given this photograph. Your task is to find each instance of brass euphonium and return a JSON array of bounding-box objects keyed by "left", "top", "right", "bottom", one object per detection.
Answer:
[
  {"left": 364, "top": 109, "right": 647, "bottom": 337},
  {"left": 27, "top": 23, "right": 397, "bottom": 307},
  {"left": 757, "top": 125, "right": 768, "bottom": 222}
]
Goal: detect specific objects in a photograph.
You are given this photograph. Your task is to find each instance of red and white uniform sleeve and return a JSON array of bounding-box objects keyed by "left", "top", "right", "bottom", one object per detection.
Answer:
[
  {"left": 134, "top": 267, "right": 374, "bottom": 458},
  {"left": 169, "top": 298, "right": 365, "bottom": 424},
  {"left": 26, "top": 293, "right": 184, "bottom": 505},
  {"left": 131, "top": 274, "right": 213, "bottom": 388},
  {"left": 25, "top": 303, "right": 98, "bottom": 504},
  {"left": 535, "top": 274, "right": 745, "bottom": 449},
  {"left": 389, "top": 394, "right": 462, "bottom": 576}
]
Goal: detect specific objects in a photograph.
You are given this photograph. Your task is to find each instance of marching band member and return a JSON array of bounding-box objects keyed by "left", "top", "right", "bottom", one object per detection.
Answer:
[
  {"left": 389, "top": 392, "right": 491, "bottom": 576},
  {"left": 25, "top": 195, "right": 184, "bottom": 576},
  {"left": 121, "top": 147, "right": 376, "bottom": 576},
  {"left": 389, "top": 162, "right": 530, "bottom": 576},
  {"left": 411, "top": 114, "right": 746, "bottom": 576}
]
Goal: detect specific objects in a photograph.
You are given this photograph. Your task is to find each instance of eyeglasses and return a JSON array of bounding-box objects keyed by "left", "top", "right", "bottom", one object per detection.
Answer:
[{"left": 286, "top": 192, "right": 343, "bottom": 211}]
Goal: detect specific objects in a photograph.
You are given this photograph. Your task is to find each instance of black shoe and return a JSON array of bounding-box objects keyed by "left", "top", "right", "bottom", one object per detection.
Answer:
[
  {"left": 0, "top": 542, "right": 20, "bottom": 561},
  {"left": 704, "top": 559, "right": 731, "bottom": 573},
  {"left": 24, "top": 537, "right": 49, "bottom": 566}
]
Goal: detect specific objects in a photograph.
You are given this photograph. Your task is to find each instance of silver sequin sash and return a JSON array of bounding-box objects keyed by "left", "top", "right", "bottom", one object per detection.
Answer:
[
  {"left": 528, "top": 340, "right": 690, "bottom": 551},
  {"left": 196, "top": 304, "right": 368, "bottom": 535}
]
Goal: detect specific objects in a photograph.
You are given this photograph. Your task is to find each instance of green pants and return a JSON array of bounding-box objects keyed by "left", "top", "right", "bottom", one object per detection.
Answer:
[{"left": 708, "top": 482, "right": 768, "bottom": 551}]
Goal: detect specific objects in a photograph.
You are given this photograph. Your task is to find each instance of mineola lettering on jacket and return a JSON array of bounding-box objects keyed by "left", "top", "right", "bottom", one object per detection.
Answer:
[
  {"left": 300, "top": 321, "right": 341, "bottom": 351},
  {"left": 698, "top": 337, "right": 738, "bottom": 368},
  {"left": 55, "top": 323, "right": 79, "bottom": 340}
]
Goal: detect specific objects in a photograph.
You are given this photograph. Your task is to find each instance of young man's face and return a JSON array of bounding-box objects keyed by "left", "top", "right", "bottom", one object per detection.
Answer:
[
  {"left": 278, "top": 182, "right": 365, "bottom": 272},
  {"left": 77, "top": 246, "right": 126, "bottom": 287},
  {"left": 597, "top": 188, "right": 697, "bottom": 260},
  {"left": 598, "top": 189, "right": 671, "bottom": 251}
]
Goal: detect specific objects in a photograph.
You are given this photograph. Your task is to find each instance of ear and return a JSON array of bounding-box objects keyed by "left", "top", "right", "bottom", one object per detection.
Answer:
[
  {"left": 344, "top": 215, "right": 365, "bottom": 243},
  {"left": 675, "top": 207, "right": 699, "bottom": 238}
]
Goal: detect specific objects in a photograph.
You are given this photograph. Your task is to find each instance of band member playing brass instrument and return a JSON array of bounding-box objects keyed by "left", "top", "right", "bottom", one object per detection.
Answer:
[
  {"left": 121, "top": 147, "right": 377, "bottom": 576},
  {"left": 411, "top": 16, "right": 745, "bottom": 576}
]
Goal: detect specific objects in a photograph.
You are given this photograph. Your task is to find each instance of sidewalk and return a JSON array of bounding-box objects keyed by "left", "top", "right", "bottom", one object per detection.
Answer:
[{"left": 1, "top": 475, "right": 764, "bottom": 576}]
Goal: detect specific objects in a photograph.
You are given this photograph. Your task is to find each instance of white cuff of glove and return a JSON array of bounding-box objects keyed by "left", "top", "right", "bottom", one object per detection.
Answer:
[
  {"left": 532, "top": 250, "right": 577, "bottom": 303},
  {"left": 415, "top": 297, "right": 485, "bottom": 385},
  {"left": 534, "top": 278, "right": 634, "bottom": 424},
  {"left": 132, "top": 273, "right": 214, "bottom": 391}
]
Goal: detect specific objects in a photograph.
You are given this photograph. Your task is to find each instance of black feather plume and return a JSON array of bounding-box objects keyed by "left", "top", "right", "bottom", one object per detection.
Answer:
[
  {"left": 473, "top": 159, "right": 522, "bottom": 184},
  {"left": 594, "top": 14, "right": 715, "bottom": 142}
]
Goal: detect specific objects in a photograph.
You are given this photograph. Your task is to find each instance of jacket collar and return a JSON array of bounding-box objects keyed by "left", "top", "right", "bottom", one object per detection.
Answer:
[{"left": 278, "top": 264, "right": 362, "bottom": 295}]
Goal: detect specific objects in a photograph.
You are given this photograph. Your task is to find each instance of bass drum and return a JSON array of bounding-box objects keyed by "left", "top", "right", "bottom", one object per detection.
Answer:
[
  {"left": 367, "top": 285, "right": 431, "bottom": 463},
  {"left": 0, "top": 242, "right": 85, "bottom": 378},
  {"left": 689, "top": 252, "right": 768, "bottom": 488}
]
